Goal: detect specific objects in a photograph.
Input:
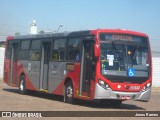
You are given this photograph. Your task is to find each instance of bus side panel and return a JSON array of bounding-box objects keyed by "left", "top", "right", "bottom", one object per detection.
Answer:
[
  {"left": 3, "top": 59, "right": 11, "bottom": 85},
  {"left": 28, "top": 61, "right": 40, "bottom": 90},
  {"left": 48, "top": 62, "right": 68, "bottom": 94},
  {"left": 67, "top": 63, "right": 81, "bottom": 97},
  {"left": 52, "top": 80, "right": 65, "bottom": 95},
  {"left": 18, "top": 60, "right": 38, "bottom": 91},
  {"left": 3, "top": 36, "right": 14, "bottom": 85},
  {"left": 51, "top": 63, "right": 81, "bottom": 96},
  {"left": 12, "top": 62, "right": 17, "bottom": 85}
]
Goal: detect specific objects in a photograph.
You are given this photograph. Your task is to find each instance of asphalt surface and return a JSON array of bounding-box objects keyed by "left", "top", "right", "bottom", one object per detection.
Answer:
[{"left": 0, "top": 80, "right": 160, "bottom": 120}]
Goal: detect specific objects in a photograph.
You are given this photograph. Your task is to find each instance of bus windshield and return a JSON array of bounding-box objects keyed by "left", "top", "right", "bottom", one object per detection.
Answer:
[{"left": 100, "top": 34, "right": 150, "bottom": 78}]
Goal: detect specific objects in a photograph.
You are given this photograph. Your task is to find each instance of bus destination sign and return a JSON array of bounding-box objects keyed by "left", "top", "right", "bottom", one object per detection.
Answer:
[
  {"left": 112, "top": 35, "right": 132, "bottom": 41},
  {"left": 99, "top": 34, "right": 147, "bottom": 44}
]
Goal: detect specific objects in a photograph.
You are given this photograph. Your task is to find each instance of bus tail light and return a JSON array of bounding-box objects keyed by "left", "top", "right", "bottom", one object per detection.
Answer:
[
  {"left": 142, "top": 82, "right": 152, "bottom": 92},
  {"left": 98, "top": 79, "right": 111, "bottom": 90}
]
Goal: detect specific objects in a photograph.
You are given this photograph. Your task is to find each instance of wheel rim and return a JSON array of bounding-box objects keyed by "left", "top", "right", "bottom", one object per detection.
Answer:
[
  {"left": 66, "top": 86, "right": 73, "bottom": 98},
  {"left": 20, "top": 80, "right": 24, "bottom": 91}
]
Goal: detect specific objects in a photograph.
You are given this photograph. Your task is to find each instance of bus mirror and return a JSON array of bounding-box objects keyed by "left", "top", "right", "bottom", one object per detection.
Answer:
[{"left": 94, "top": 44, "right": 100, "bottom": 57}]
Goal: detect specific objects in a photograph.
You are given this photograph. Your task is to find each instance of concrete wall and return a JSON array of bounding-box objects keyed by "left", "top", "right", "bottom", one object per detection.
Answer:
[
  {"left": 0, "top": 47, "right": 5, "bottom": 79},
  {"left": 152, "top": 57, "right": 160, "bottom": 87}
]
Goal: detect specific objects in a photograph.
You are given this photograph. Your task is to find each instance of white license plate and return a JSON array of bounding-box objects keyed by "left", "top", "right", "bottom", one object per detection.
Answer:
[{"left": 121, "top": 96, "right": 131, "bottom": 100}]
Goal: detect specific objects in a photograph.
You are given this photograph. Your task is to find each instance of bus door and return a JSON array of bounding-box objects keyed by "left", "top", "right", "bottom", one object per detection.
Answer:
[
  {"left": 10, "top": 42, "right": 19, "bottom": 85},
  {"left": 40, "top": 42, "right": 51, "bottom": 91},
  {"left": 79, "top": 40, "right": 94, "bottom": 97}
]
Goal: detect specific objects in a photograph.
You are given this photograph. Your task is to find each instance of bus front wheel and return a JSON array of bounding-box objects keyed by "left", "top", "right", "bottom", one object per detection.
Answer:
[
  {"left": 64, "top": 81, "right": 74, "bottom": 104},
  {"left": 19, "top": 75, "right": 27, "bottom": 95}
]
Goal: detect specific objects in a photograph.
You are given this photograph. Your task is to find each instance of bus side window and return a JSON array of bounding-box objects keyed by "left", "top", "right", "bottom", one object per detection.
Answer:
[
  {"left": 30, "top": 40, "right": 41, "bottom": 61},
  {"left": 67, "top": 38, "right": 81, "bottom": 61},
  {"left": 52, "top": 39, "right": 66, "bottom": 61},
  {"left": 19, "top": 40, "right": 30, "bottom": 60},
  {"left": 53, "top": 51, "right": 58, "bottom": 60}
]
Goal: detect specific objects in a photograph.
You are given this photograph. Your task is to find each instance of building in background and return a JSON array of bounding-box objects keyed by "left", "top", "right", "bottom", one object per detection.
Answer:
[{"left": 29, "top": 20, "right": 37, "bottom": 35}]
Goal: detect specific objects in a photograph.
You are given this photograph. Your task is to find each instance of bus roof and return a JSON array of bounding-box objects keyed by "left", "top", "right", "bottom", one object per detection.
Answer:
[
  {"left": 90, "top": 29, "right": 148, "bottom": 37},
  {"left": 9, "top": 29, "right": 148, "bottom": 40}
]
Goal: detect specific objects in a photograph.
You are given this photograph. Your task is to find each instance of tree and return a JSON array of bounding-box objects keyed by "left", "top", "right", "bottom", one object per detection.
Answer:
[
  {"left": 15, "top": 32, "right": 20, "bottom": 36},
  {"left": 39, "top": 30, "right": 45, "bottom": 34}
]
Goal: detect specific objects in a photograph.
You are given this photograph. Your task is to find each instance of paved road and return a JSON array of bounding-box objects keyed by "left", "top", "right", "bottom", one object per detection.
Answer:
[{"left": 0, "top": 81, "right": 160, "bottom": 120}]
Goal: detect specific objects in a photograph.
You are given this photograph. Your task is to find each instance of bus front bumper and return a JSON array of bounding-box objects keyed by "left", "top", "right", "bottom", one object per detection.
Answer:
[{"left": 94, "top": 84, "right": 151, "bottom": 102}]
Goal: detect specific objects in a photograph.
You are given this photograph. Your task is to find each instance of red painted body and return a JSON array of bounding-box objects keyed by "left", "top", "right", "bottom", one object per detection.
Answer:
[{"left": 3, "top": 29, "right": 152, "bottom": 101}]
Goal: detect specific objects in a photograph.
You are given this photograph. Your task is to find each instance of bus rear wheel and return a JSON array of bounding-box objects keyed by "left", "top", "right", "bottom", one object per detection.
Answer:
[
  {"left": 64, "top": 81, "right": 74, "bottom": 104},
  {"left": 19, "top": 75, "right": 27, "bottom": 95}
]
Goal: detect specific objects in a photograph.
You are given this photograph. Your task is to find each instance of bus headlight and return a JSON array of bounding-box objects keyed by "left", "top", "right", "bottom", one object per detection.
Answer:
[
  {"left": 142, "top": 82, "right": 151, "bottom": 92},
  {"left": 147, "top": 82, "right": 151, "bottom": 88},
  {"left": 98, "top": 79, "right": 111, "bottom": 90}
]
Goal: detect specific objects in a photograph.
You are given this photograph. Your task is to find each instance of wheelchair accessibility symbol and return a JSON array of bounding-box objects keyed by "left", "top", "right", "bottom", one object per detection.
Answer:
[
  {"left": 128, "top": 68, "right": 135, "bottom": 77},
  {"left": 75, "top": 54, "right": 80, "bottom": 61}
]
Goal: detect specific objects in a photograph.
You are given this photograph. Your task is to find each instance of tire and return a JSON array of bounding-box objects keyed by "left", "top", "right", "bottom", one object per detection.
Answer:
[
  {"left": 64, "top": 81, "right": 74, "bottom": 104},
  {"left": 19, "top": 75, "right": 27, "bottom": 95}
]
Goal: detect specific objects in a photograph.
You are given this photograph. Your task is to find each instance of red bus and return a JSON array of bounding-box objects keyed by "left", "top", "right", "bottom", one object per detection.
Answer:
[{"left": 3, "top": 29, "right": 152, "bottom": 106}]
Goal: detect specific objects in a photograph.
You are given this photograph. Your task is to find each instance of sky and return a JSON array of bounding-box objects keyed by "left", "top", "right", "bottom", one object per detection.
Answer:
[{"left": 0, "top": 0, "right": 160, "bottom": 51}]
